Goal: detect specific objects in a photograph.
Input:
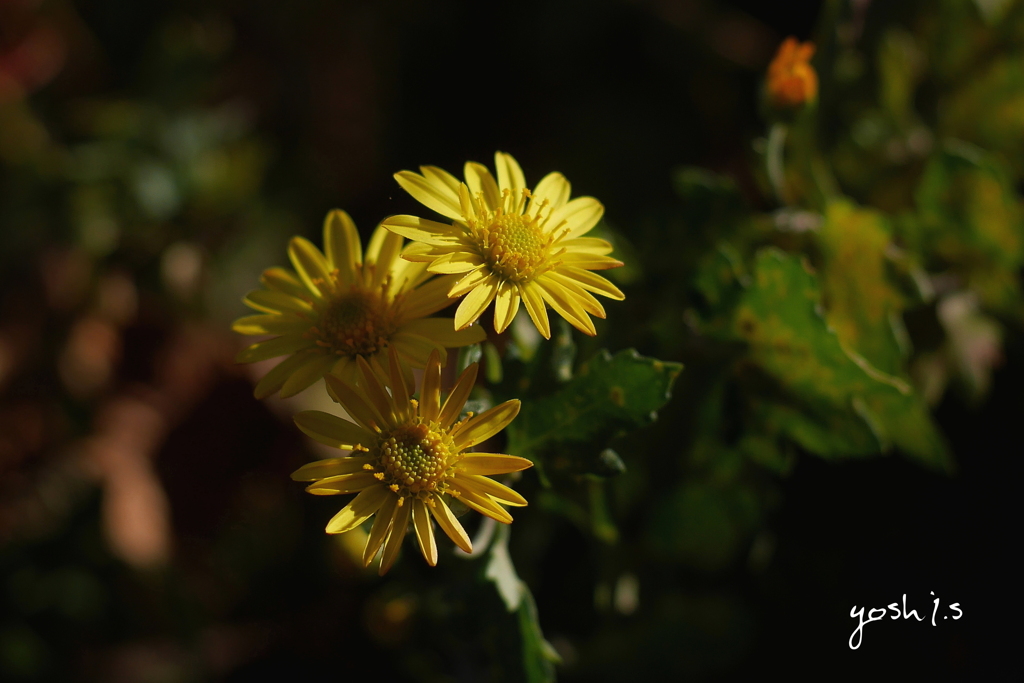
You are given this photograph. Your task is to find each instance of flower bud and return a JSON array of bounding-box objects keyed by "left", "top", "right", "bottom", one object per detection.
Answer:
[{"left": 766, "top": 37, "right": 818, "bottom": 110}]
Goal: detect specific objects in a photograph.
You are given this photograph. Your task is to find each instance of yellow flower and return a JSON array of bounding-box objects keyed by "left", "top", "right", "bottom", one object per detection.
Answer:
[
  {"left": 290, "top": 346, "right": 531, "bottom": 574},
  {"left": 233, "top": 210, "right": 486, "bottom": 398},
  {"left": 766, "top": 37, "right": 818, "bottom": 110},
  {"left": 382, "top": 152, "right": 625, "bottom": 339}
]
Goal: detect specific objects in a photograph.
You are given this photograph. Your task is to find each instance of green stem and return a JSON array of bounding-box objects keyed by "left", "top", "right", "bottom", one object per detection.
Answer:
[{"left": 767, "top": 122, "right": 789, "bottom": 205}]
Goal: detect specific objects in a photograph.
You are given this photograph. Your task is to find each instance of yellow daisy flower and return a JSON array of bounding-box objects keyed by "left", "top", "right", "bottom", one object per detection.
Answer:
[
  {"left": 382, "top": 152, "right": 625, "bottom": 338},
  {"left": 290, "top": 346, "right": 531, "bottom": 574},
  {"left": 233, "top": 210, "right": 486, "bottom": 398}
]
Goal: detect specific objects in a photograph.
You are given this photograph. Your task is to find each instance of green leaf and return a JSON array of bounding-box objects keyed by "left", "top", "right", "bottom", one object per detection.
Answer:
[
  {"left": 505, "top": 349, "right": 683, "bottom": 477},
  {"left": 816, "top": 200, "right": 906, "bottom": 375},
  {"left": 729, "top": 248, "right": 952, "bottom": 471},
  {"left": 940, "top": 53, "right": 1024, "bottom": 175},
  {"left": 693, "top": 242, "right": 748, "bottom": 314},
  {"left": 916, "top": 141, "right": 1023, "bottom": 264},
  {"left": 912, "top": 140, "right": 1024, "bottom": 312}
]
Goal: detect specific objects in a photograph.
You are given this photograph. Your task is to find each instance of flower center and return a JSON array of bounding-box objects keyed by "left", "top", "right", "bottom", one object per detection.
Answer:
[
  {"left": 375, "top": 421, "right": 455, "bottom": 496},
  {"left": 472, "top": 209, "right": 552, "bottom": 282},
  {"left": 314, "top": 288, "right": 396, "bottom": 357}
]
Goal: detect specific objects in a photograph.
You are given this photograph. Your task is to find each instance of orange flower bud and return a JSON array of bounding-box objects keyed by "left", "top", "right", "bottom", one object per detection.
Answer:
[{"left": 766, "top": 37, "right": 818, "bottom": 110}]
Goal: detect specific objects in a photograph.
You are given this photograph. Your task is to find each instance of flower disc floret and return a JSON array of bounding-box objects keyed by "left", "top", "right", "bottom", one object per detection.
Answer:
[
  {"left": 377, "top": 420, "right": 455, "bottom": 495},
  {"left": 315, "top": 288, "right": 397, "bottom": 357},
  {"left": 470, "top": 194, "right": 554, "bottom": 282}
]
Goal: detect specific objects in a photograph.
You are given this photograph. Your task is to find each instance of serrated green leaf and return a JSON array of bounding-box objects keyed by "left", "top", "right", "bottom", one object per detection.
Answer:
[
  {"left": 505, "top": 349, "right": 682, "bottom": 476},
  {"left": 816, "top": 200, "right": 905, "bottom": 375},
  {"left": 731, "top": 248, "right": 952, "bottom": 471}
]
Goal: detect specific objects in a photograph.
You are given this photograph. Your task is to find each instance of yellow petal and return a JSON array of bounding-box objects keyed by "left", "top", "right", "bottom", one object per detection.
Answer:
[
  {"left": 420, "top": 349, "right": 442, "bottom": 422},
  {"left": 519, "top": 282, "right": 551, "bottom": 339},
  {"left": 244, "top": 289, "right": 313, "bottom": 315},
  {"left": 356, "top": 356, "right": 398, "bottom": 428},
  {"left": 454, "top": 275, "right": 499, "bottom": 330},
  {"left": 390, "top": 256, "right": 431, "bottom": 293},
  {"left": 420, "top": 165, "right": 463, "bottom": 199},
  {"left": 382, "top": 214, "right": 462, "bottom": 245},
  {"left": 232, "top": 314, "right": 308, "bottom": 336},
  {"left": 438, "top": 362, "right": 478, "bottom": 428},
  {"left": 279, "top": 353, "right": 338, "bottom": 398},
  {"left": 536, "top": 279, "right": 596, "bottom": 336},
  {"left": 391, "top": 332, "right": 446, "bottom": 366},
  {"left": 492, "top": 282, "right": 520, "bottom": 334},
  {"left": 456, "top": 454, "right": 534, "bottom": 476},
  {"left": 254, "top": 351, "right": 320, "bottom": 399},
  {"left": 454, "top": 487, "right": 513, "bottom": 524},
  {"left": 235, "top": 334, "right": 312, "bottom": 363},
  {"left": 291, "top": 456, "right": 373, "bottom": 481},
  {"left": 452, "top": 399, "right": 520, "bottom": 450},
  {"left": 554, "top": 196, "right": 604, "bottom": 239},
  {"left": 399, "top": 241, "right": 441, "bottom": 262},
  {"left": 542, "top": 272, "right": 607, "bottom": 318},
  {"left": 458, "top": 182, "right": 478, "bottom": 222},
  {"left": 530, "top": 172, "right": 570, "bottom": 215},
  {"left": 306, "top": 471, "right": 379, "bottom": 495},
  {"left": 429, "top": 494, "right": 472, "bottom": 553},
  {"left": 412, "top": 498, "right": 438, "bottom": 566},
  {"left": 454, "top": 472, "right": 528, "bottom": 507},
  {"left": 429, "top": 252, "right": 484, "bottom": 274},
  {"left": 557, "top": 252, "right": 623, "bottom": 270},
  {"left": 399, "top": 274, "right": 461, "bottom": 319},
  {"left": 260, "top": 267, "right": 308, "bottom": 298},
  {"left": 393, "top": 172, "right": 463, "bottom": 222},
  {"left": 363, "top": 494, "right": 398, "bottom": 566},
  {"left": 288, "top": 236, "right": 333, "bottom": 298},
  {"left": 379, "top": 497, "right": 412, "bottom": 574},
  {"left": 494, "top": 151, "right": 526, "bottom": 196},
  {"left": 325, "top": 485, "right": 389, "bottom": 534},
  {"left": 448, "top": 268, "right": 491, "bottom": 299},
  {"left": 366, "top": 225, "right": 404, "bottom": 288},
  {"left": 558, "top": 266, "right": 625, "bottom": 300},
  {"left": 293, "top": 410, "right": 375, "bottom": 449},
  {"left": 464, "top": 161, "right": 500, "bottom": 210},
  {"left": 398, "top": 318, "right": 487, "bottom": 348},
  {"left": 386, "top": 345, "right": 412, "bottom": 408},
  {"left": 330, "top": 356, "right": 361, "bottom": 389},
  {"left": 324, "top": 374, "right": 384, "bottom": 432},
  {"left": 323, "top": 210, "right": 361, "bottom": 285}
]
